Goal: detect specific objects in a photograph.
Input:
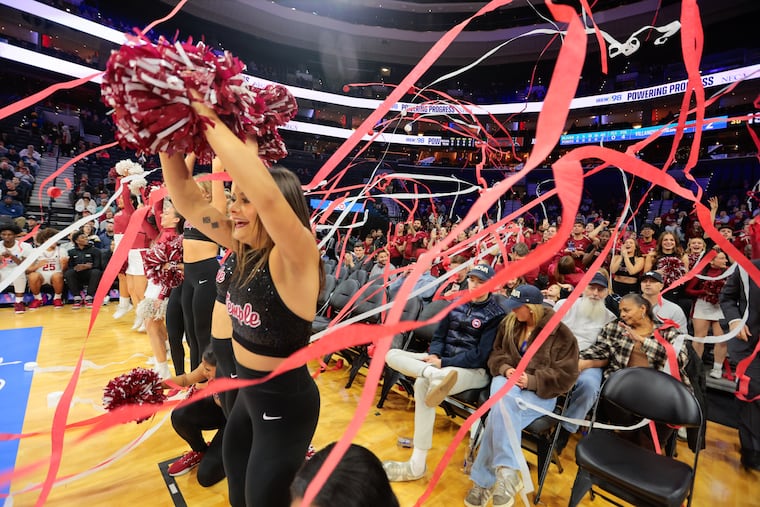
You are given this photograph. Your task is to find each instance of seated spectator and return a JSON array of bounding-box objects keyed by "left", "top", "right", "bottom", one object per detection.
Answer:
[
  {"left": 75, "top": 192, "right": 97, "bottom": 215},
  {"left": 82, "top": 222, "right": 101, "bottom": 248},
  {"left": 639, "top": 271, "right": 688, "bottom": 331},
  {"left": 1, "top": 222, "right": 33, "bottom": 313},
  {"left": 610, "top": 237, "right": 644, "bottom": 296},
  {"left": 291, "top": 443, "right": 400, "bottom": 507},
  {"left": 2, "top": 179, "right": 23, "bottom": 205},
  {"left": 22, "top": 215, "right": 42, "bottom": 238},
  {"left": 578, "top": 293, "right": 690, "bottom": 450},
  {"left": 0, "top": 159, "right": 14, "bottom": 180},
  {"left": 464, "top": 284, "right": 579, "bottom": 507},
  {"left": 368, "top": 248, "right": 396, "bottom": 280},
  {"left": 562, "top": 219, "right": 594, "bottom": 269},
  {"left": 382, "top": 264, "right": 506, "bottom": 482},
  {"left": 166, "top": 347, "right": 227, "bottom": 486},
  {"left": 509, "top": 242, "right": 539, "bottom": 285},
  {"left": 98, "top": 219, "right": 115, "bottom": 252},
  {"left": 19, "top": 144, "right": 41, "bottom": 174},
  {"left": 553, "top": 272, "right": 617, "bottom": 453},
  {"left": 637, "top": 222, "right": 658, "bottom": 255},
  {"left": 439, "top": 254, "right": 468, "bottom": 298},
  {"left": 549, "top": 255, "right": 584, "bottom": 287},
  {"left": 65, "top": 230, "right": 103, "bottom": 309},
  {"left": 26, "top": 227, "right": 67, "bottom": 309},
  {"left": 14, "top": 164, "right": 34, "bottom": 202},
  {"left": 0, "top": 195, "right": 26, "bottom": 229}
]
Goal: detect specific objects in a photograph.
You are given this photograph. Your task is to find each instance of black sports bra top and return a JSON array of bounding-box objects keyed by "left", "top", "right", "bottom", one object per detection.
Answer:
[
  {"left": 615, "top": 256, "right": 636, "bottom": 277},
  {"left": 183, "top": 221, "right": 215, "bottom": 243},
  {"left": 216, "top": 252, "right": 236, "bottom": 304},
  {"left": 225, "top": 255, "right": 312, "bottom": 358}
]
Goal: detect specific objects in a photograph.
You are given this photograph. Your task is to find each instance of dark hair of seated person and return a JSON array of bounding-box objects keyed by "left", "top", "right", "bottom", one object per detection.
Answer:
[{"left": 290, "top": 443, "right": 400, "bottom": 507}]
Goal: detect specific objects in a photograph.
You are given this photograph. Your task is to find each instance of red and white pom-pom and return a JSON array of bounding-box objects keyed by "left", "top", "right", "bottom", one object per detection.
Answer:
[
  {"left": 657, "top": 255, "right": 687, "bottom": 287},
  {"left": 101, "top": 34, "right": 297, "bottom": 163},
  {"left": 103, "top": 367, "right": 166, "bottom": 423},
  {"left": 142, "top": 235, "right": 184, "bottom": 291}
]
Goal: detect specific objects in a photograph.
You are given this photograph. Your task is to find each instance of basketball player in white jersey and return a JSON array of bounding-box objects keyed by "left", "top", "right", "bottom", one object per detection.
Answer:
[
  {"left": 26, "top": 227, "right": 68, "bottom": 309},
  {"left": 1, "top": 222, "right": 33, "bottom": 313}
]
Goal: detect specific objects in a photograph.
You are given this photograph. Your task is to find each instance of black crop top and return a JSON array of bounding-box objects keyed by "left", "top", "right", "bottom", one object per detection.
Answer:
[
  {"left": 225, "top": 255, "right": 312, "bottom": 358},
  {"left": 615, "top": 256, "right": 636, "bottom": 277},
  {"left": 183, "top": 221, "right": 215, "bottom": 243},
  {"left": 216, "top": 252, "right": 236, "bottom": 304}
]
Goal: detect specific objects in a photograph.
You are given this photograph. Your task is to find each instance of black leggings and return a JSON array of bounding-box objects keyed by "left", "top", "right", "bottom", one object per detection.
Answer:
[
  {"left": 211, "top": 336, "right": 238, "bottom": 417},
  {"left": 166, "top": 285, "right": 185, "bottom": 375},
  {"left": 182, "top": 258, "right": 219, "bottom": 370},
  {"left": 223, "top": 363, "right": 320, "bottom": 507},
  {"left": 171, "top": 395, "right": 227, "bottom": 487}
]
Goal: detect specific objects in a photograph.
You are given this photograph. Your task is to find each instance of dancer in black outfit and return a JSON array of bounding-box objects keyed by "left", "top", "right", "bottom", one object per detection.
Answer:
[
  {"left": 162, "top": 96, "right": 322, "bottom": 507},
  {"left": 177, "top": 160, "right": 227, "bottom": 371}
]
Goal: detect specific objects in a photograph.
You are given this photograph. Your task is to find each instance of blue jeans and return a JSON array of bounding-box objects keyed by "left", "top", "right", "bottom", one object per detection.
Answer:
[
  {"left": 469, "top": 377, "right": 556, "bottom": 488},
  {"left": 560, "top": 367, "right": 603, "bottom": 433}
]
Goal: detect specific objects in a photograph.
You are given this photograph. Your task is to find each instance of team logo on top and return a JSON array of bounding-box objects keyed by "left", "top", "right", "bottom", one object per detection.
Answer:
[
  {"left": 216, "top": 267, "right": 226, "bottom": 284},
  {"left": 472, "top": 265, "right": 489, "bottom": 275},
  {"left": 472, "top": 318, "right": 482, "bottom": 329},
  {"left": 226, "top": 293, "right": 261, "bottom": 328}
]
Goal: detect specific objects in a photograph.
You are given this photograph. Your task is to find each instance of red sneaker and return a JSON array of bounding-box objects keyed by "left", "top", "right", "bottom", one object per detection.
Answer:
[
  {"left": 72, "top": 298, "right": 82, "bottom": 310},
  {"left": 167, "top": 450, "right": 204, "bottom": 476},
  {"left": 28, "top": 299, "right": 43, "bottom": 310},
  {"left": 14, "top": 302, "right": 25, "bottom": 314},
  {"left": 85, "top": 297, "right": 94, "bottom": 309},
  {"left": 53, "top": 298, "right": 64, "bottom": 308}
]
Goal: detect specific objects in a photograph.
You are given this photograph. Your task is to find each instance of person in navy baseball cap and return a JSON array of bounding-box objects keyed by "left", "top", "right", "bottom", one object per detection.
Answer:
[
  {"left": 467, "top": 263, "right": 495, "bottom": 282},
  {"left": 501, "top": 283, "right": 544, "bottom": 312}
]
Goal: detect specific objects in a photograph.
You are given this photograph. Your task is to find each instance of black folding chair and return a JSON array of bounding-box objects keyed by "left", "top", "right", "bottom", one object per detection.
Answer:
[{"left": 569, "top": 367, "right": 704, "bottom": 507}]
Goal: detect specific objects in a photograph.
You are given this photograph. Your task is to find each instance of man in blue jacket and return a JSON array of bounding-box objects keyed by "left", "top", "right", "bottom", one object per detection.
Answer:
[{"left": 382, "top": 264, "right": 506, "bottom": 482}]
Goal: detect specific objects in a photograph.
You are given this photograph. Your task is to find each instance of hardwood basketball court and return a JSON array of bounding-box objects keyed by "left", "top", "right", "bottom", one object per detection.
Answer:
[{"left": 2, "top": 305, "right": 757, "bottom": 506}]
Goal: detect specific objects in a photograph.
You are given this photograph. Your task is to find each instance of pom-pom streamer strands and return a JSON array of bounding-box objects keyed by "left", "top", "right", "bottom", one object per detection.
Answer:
[
  {"left": 102, "top": 368, "right": 166, "bottom": 424},
  {"left": 101, "top": 36, "right": 297, "bottom": 163}
]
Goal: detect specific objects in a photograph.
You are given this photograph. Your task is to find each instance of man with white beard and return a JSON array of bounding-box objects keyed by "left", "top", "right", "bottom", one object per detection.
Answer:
[{"left": 552, "top": 272, "right": 616, "bottom": 453}]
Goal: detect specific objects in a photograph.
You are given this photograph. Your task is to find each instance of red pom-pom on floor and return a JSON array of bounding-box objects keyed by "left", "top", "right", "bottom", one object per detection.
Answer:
[
  {"left": 103, "top": 367, "right": 166, "bottom": 423},
  {"left": 101, "top": 34, "right": 297, "bottom": 163}
]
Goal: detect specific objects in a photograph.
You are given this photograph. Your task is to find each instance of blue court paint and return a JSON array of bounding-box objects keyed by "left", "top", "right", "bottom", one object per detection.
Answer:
[{"left": 0, "top": 327, "right": 42, "bottom": 502}]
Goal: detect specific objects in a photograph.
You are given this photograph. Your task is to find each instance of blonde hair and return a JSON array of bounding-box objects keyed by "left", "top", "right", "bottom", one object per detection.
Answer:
[
  {"left": 194, "top": 174, "right": 212, "bottom": 201},
  {"left": 497, "top": 303, "right": 546, "bottom": 344}
]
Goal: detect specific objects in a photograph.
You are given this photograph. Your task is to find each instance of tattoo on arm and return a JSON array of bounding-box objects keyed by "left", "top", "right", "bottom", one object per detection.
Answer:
[{"left": 202, "top": 215, "right": 220, "bottom": 229}]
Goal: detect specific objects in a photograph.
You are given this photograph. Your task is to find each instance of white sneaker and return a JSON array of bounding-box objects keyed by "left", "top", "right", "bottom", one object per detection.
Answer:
[
  {"left": 137, "top": 322, "right": 147, "bottom": 333},
  {"left": 492, "top": 467, "right": 523, "bottom": 507},
  {"left": 131, "top": 316, "right": 144, "bottom": 331},
  {"left": 147, "top": 356, "right": 156, "bottom": 365},
  {"left": 155, "top": 362, "right": 172, "bottom": 380},
  {"left": 708, "top": 368, "right": 723, "bottom": 379},
  {"left": 113, "top": 303, "right": 133, "bottom": 319}
]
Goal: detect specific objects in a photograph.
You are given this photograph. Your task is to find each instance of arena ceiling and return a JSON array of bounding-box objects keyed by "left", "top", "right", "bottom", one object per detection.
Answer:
[{"left": 160, "top": 0, "right": 758, "bottom": 66}]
